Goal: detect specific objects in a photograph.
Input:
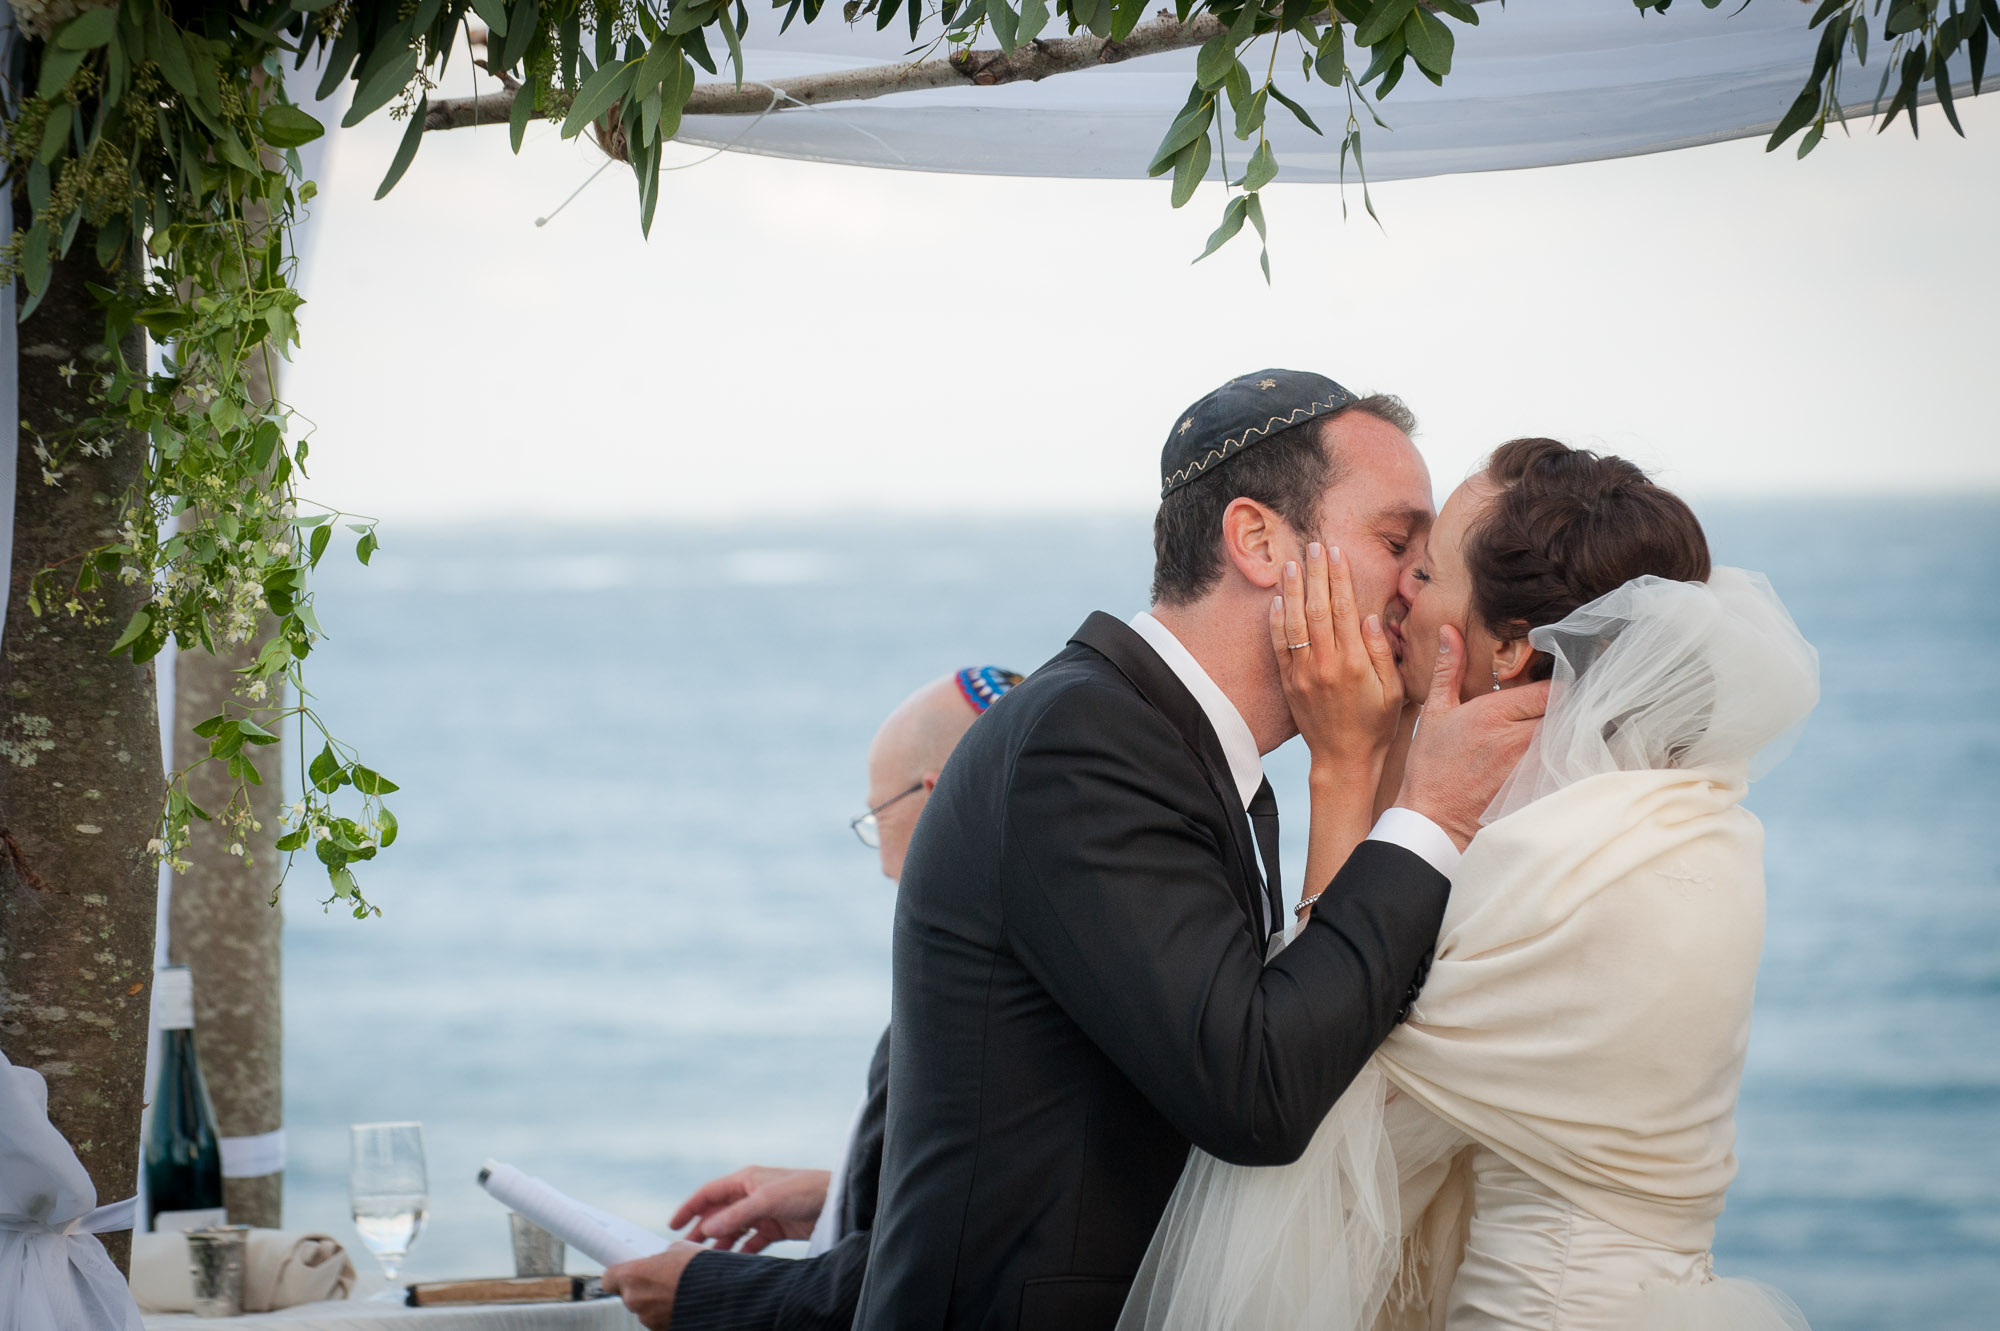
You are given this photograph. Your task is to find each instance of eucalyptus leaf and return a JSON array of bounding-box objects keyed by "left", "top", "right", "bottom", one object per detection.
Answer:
[
  {"left": 1402, "top": 9, "right": 1454, "bottom": 78},
  {"left": 36, "top": 42, "right": 88, "bottom": 98},
  {"left": 1354, "top": 0, "right": 1417, "bottom": 48},
  {"left": 1267, "top": 82, "right": 1323, "bottom": 134},
  {"left": 261, "top": 103, "right": 326, "bottom": 148},
  {"left": 1239, "top": 139, "right": 1278, "bottom": 191},
  {"left": 1018, "top": 0, "right": 1051, "bottom": 44},
  {"left": 1148, "top": 89, "right": 1215, "bottom": 175},
  {"left": 562, "top": 60, "right": 637, "bottom": 137},
  {"left": 38, "top": 102, "right": 74, "bottom": 165},
  {"left": 108, "top": 609, "right": 152, "bottom": 657},
  {"left": 989, "top": 0, "right": 1019, "bottom": 52},
  {"left": 470, "top": 0, "right": 511, "bottom": 37},
  {"left": 1766, "top": 86, "right": 1821, "bottom": 149},
  {"left": 1170, "top": 132, "right": 1212, "bottom": 207},
  {"left": 509, "top": 83, "right": 536, "bottom": 152},
  {"left": 1195, "top": 194, "right": 1249, "bottom": 261},
  {"left": 720, "top": 4, "right": 746, "bottom": 85},
  {"left": 343, "top": 44, "right": 421, "bottom": 127},
  {"left": 634, "top": 37, "right": 678, "bottom": 100},
  {"left": 501, "top": 0, "right": 541, "bottom": 68},
  {"left": 56, "top": 6, "right": 118, "bottom": 50},
  {"left": 1196, "top": 33, "right": 1236, "bottom": 88}
]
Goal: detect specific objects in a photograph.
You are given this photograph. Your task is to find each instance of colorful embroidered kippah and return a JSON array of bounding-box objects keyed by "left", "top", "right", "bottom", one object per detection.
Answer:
[{"left": 955, "top": 666, "right": 1024, "bottom": 714}]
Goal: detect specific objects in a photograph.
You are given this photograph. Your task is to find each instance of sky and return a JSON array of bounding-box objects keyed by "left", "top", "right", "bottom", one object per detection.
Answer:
[{"left": 283, "top": 53, "right": 2000, "bottom": 523}]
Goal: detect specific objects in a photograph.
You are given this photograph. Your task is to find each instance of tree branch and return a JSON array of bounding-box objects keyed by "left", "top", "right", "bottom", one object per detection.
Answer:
[{"left": 426, "top": 11, "right": 1226, "bottom": 133}]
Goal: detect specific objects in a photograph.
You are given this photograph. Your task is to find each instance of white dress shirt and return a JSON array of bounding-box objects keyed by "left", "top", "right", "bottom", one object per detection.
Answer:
[{"left": 1127, "top": 613, "right": 1461, "bottom": 922}]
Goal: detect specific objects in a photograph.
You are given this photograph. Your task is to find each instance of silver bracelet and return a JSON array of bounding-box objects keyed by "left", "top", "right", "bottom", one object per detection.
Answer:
[{"left": 1294, "top": 891, "right": 1325, "bottom": 916}]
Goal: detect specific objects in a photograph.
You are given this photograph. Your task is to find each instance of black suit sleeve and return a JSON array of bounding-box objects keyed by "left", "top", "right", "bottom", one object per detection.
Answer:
[
  {"left": 672, "top": 1231, "right": 869, "bottom": 1331},
  {"left": 1001, "top": 683, "right": 1448, "bottom": 1168}
]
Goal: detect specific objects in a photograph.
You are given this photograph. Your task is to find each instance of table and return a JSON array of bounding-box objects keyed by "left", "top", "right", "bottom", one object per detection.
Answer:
[{"left": 142, "top": 1297, "right": 643, "bottom": 1331}]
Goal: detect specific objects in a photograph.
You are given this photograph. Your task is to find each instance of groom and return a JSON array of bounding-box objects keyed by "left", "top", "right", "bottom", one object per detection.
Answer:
[{"left": 853, "top": 371, "right": 1549, "bottom": 1330}]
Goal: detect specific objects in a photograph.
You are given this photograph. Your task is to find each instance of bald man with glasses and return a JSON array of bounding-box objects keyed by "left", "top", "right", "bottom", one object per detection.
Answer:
[{"left": 603, "top": 667, "right": 1023, "bottom": 1331}]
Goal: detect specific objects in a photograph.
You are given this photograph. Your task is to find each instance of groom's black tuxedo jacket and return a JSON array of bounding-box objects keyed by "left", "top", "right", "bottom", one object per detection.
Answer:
[{"left": 853, "top": 613, "right": 1450, "bottom": 1331}]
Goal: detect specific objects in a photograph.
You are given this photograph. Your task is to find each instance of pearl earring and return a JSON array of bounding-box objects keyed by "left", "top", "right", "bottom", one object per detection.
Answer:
[{"left": 1491, "top": 668, "right": 1502, "bottom": 692}]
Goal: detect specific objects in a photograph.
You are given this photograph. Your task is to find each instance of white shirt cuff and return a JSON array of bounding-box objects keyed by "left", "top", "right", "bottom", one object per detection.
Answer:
[{"left": 1368, "top": 808, "right": 1462, "bottom": 882}]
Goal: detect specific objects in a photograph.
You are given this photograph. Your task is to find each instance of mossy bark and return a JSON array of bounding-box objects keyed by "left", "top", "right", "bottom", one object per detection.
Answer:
[
  {"left": 168, "top": 628, "right": 285, "bottom": 1228},
  {"left": 0, "top": 243, "right": 160, "bottom": 1275}
]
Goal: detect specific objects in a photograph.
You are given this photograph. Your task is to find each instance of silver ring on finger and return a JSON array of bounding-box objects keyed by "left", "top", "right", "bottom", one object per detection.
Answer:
[{"left": 1287, "top": 640, "right": 1311, "bottom": 650}]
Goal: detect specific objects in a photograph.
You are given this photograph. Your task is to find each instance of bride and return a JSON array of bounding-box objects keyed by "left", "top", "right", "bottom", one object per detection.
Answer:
[{"left": 1118, "top": 437, "right": 1820, "bottom": 1331}]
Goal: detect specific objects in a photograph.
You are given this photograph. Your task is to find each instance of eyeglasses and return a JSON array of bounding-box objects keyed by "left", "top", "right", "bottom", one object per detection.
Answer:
[{"left": 850, "top": 782, "right": 925, "bottom": 849}]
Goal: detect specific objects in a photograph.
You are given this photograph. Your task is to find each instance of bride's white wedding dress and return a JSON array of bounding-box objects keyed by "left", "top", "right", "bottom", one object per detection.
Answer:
[{"left": 1118, "top": 569, "right": 1821, "bottom": 1331}]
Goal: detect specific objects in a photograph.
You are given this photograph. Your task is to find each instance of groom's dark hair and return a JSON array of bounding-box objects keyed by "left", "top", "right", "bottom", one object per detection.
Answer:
[{"left": 1151, "top": 395, "right": 1415, "bottom": 606}]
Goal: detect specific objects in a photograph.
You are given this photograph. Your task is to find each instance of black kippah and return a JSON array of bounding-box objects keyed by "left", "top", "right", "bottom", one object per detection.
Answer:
[{"left": 1160, "top": 369, "right": 1355, "bottom": 498}]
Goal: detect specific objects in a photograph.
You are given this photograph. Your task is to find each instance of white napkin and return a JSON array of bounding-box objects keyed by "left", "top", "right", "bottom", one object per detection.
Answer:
[{"left": 129, "top": 1229, "right": 357, "bottom": 1313}]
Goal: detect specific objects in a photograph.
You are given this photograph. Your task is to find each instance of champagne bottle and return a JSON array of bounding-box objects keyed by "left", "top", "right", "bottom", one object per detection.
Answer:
[{"left": 144, "top": 965, "right": 227, "bottom": 1231}]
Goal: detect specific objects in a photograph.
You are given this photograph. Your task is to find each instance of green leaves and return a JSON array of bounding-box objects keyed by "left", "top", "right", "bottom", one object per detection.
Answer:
[
  {"left": 344, "top": 42, "right": 422, "bottom": 128},
  {"left": 1403, "top": 8, "right": 1454, "bottom": 81},
  {"left": 109, "top": 609, "right": 152, "bottom": 656},
  {"left": 1355, "top": 0, "right": 1418, "bottom": 48},
  {"left": 56, "top": 7, "right": 118, "bottom": 50},
  {"left": 261, "top": 104, "right": 326, "bottom": 149},
  {"left": 375, "top": 98, "right": 428, "bottom": 200},
  {"left": 1171, "top": 132, "right": 1212, "bottom": 207},
  {"left": 510, "top": 84, "right": 537, "bottom": 153},
  {"left": 1238, "top": 139, "right": 1278, "bottom": 192},
  {"left": 1149, "top": 89, "right": 1215, "bottom": 175},
  {"left": 1197, "top": 194, "right": 1251, "bottom": 261},
  {"left": 563, "top": 59, "right": 638, "bottom": 136}
]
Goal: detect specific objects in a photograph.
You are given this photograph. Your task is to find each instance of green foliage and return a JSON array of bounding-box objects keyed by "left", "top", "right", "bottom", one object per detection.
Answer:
[
  {"left": 6, "top": 1, "right": 399, "bottom": 916},
  {"left": 1633, "top": 0, "right": 1996, "bottom": 156}
]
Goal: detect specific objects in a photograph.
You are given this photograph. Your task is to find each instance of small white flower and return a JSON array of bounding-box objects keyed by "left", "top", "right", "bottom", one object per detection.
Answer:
[
  {"left": 56, "top": 361, "right": 78, "bottom": 384},
  {"left": 228, "top": 842, "right": 244, "bottom": 857},
  {"left": 146, "top": 838, "right": 167, "bottom": 855}
]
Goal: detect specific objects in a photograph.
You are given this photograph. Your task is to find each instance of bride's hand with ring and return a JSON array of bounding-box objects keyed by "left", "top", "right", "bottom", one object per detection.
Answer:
[
  {"left": 1268, "top": 542, "right": 1405, "bottom": 771},
  {"left": 1268, "top": 543, "right": 1405, "bottom": 918}
]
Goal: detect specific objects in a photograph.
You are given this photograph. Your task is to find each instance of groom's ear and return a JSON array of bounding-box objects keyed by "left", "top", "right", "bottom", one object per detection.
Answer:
[{"left": 1220, "top": 497, "right": 1288, "bottom": 590}]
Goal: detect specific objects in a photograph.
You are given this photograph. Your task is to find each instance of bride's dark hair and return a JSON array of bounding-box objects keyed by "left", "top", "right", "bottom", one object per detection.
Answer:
[{"left": 1467, "top": 438, "right": 1710, "bottom": 682}]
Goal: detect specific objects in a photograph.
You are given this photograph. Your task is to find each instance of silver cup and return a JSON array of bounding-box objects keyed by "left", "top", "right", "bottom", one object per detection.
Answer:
[
  {"left": 186, "top": 1224, "right": 251, "bottom": 1317},
  {"left": 509, "top": 1212, "right": 565, "bottom": 1277}
]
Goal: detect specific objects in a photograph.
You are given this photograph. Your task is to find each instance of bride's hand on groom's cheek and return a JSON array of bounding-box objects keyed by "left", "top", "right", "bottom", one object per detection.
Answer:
[
  {"left": 1269, "top": 542, "right": 1405, "bottom": 772},
  {"left": 1396, "top": 626, "right": 1551, "bottom": 851}
]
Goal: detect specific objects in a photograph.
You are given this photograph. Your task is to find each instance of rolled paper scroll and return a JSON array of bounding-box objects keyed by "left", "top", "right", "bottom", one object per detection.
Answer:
[{"left": 477, "top": 1160, "right": 669, "bottom": 1269}]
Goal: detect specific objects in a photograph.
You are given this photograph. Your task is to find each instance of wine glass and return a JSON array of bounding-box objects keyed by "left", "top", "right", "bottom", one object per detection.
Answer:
[{"left": 349, "top": 1121, "right": 428, "bottom": 1300}]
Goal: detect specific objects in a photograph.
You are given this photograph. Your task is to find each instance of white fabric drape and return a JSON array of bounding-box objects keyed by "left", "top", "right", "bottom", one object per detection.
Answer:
[
  {"left": 0, "top": 1045, "right": 144, "bottom": 1331},
  {"left": 680, "top": 0, "right": 1977, "bottom": 180}
]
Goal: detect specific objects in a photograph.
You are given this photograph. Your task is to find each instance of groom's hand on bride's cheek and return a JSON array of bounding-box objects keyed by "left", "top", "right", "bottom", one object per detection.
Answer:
[{"left": 1396, "top": 626, "right": 1551, "bottom": 850}]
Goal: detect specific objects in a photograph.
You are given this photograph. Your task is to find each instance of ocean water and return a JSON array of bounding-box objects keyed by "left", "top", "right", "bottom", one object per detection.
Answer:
[{"left": 271, "top": 502, "right": 2000, "bottom": 1329}]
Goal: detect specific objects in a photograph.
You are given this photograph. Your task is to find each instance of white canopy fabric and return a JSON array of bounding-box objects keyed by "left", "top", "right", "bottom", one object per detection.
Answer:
[{"left": 679, "top": 0, "right": 1970, "bottom": 180}]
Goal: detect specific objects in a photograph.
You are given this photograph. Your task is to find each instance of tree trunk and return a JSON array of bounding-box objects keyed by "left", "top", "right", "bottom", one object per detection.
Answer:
[
  {"left": 167, "top": 323, "right": 285, "bottom": 1225},
  {"left": 0, "top": 242, "right": 160, "bottom": 1276}
]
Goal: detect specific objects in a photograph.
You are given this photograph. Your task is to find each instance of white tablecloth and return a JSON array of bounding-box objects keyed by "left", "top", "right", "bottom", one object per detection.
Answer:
[{"left": 142, "top": 1297, "right": 642, "bottom": 1331}]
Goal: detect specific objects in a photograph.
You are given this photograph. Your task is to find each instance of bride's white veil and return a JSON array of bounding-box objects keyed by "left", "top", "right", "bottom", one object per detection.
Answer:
[{"left": 1484, "top": 567, "right": 1820, "bottom": 825}]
